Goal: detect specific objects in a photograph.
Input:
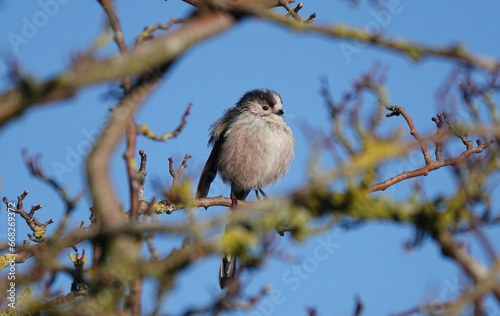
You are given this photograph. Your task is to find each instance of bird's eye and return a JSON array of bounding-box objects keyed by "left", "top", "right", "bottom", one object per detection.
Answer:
[{"left": 262, "top": 105, "right": 269, "bottom": 111}]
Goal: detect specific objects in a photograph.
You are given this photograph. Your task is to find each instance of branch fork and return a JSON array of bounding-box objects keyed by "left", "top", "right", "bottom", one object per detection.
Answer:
[
  {"left": 370, "top": 102, "right": 495, "bottom": 192},
  {"left": 2, "top": 191, "right": 54, "bottom": 243}
]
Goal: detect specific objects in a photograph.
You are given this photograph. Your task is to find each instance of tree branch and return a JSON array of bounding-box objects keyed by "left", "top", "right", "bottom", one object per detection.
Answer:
[
  {"left": 383, "top": 103, "right": 433, "bottom": 165},
  {"left": 135, "top": 18, "right": 189, "bottom": 46},
  {"left": 2, "top": 191, "right": 54, "bottom": 243},
  {"left": 97, "top": 0, "right": 131, "bottom": 89},
  {"left": 369, "top": 107, "right": 495, "bottom": 192},
  {"left": 137, "top": 103, "right": 192, "bottom": 141},
  {"left": 434, "top": 230, "right": 500, "bottom": 302},
  {"left": 0, "top": 10, "right": 235, "bottom": 127},
  {"left": 252, "top": 8, "right": 500, "bottom": 71}
]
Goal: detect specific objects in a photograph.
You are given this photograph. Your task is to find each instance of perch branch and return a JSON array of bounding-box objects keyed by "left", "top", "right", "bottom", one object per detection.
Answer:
[{"left": 135, "top": 196, "right": 249, "bottom": 216}]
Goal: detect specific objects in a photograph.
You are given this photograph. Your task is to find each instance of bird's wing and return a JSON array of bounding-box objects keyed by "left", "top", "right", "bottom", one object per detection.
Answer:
[
  {"left": 197, "top": 107, "right": 241, "bottom": 198},
  {"left": 195, "top": 140, "right": 222, "bottom": 198}
]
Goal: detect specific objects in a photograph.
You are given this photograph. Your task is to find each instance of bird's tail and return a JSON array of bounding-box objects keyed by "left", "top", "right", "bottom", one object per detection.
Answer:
[
  {"left": 219, "top": 252, "right": 237, "bottom": 289},
  {"left": 219, "top": 208, "right": 237, "bottom": 289},
  {"left": 219, "top": 188, "right": 249, "bottom": 289}
]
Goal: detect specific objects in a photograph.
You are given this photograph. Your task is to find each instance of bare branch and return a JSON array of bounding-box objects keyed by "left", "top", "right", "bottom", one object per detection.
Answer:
[
  {"left": 353, "top": 296, "right": 364, "bottom": 316},
  {"left": 135, "top": 18, "right": 189, "bottom": 46},
  {"left": 87, "top": 65, "right": 167, "bottom": 227},
  {"left": 390, "top": 301, "right": 452, "bottom": 316},
  {"left": 168, "top": 154, "right": 192, "bottom": 189},
  {"left": 124, "top": 121, "right": 140, "bottom": 220},
  {"left": 22, "top": 151, "right": 83, "bottom": 213},
  {"left": 431, "top": 113, "right": 446, "bottom": 161},
  {"left": 2, "top": 190, "right": 53, "bottom": 243},
  {"left": 382, "top": 102, "right": 432, "bottom": 165},
  {"left": 252, "top": 8, "right": 500, "bottom": 71},
  {"left": 442, "top": 261, "right": 500, "bottom": 316},
  {"left": 97, "top": 0, "right": 131, "bottom": 90},
  {"left": 280, "top": 0, "right": 315, "bottom": 23},
  {"left": 284, "top": 2, "right": 302, "bottom": 19},
  {"left": 369, "top": 107, "right": 495, "bottom": 192},
  {"left": 0, "top": 11, "right": 235, "bottom": 127},
  {"left": 137, "top": 103, "right": 192, "bottom": 141},
  {"left": 138, "top": 196, "right": 250, "bottom": 215},
  {"left": 434, "top": 230, "right": 500, "bottom": 301}
]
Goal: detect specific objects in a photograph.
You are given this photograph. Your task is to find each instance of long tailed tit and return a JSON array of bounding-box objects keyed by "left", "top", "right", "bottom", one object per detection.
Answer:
[{"left": 196, "top": 89, "right": 295, "bottom": 289}]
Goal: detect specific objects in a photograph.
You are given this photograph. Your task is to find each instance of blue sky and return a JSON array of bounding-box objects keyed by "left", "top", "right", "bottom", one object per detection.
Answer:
[{"left": 0, "top": 1, "right": 499, "bottom": 315}]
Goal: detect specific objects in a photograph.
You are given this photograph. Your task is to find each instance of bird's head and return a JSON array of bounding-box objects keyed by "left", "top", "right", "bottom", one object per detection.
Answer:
[{"left": 237, "top": 89, "right": 285, "bottom": 119}]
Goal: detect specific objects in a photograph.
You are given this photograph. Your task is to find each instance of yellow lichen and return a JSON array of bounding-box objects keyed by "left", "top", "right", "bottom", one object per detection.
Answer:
[
  {"left": 34, "top": 226, "right": 46, "bottom": 238},
  {"left": 221, "top": 227, "right": 257, "bottom": 256},
  {"left": 68, "top": 252, "right": 87, "bottom": 267},
  {"left": 0, "top": 253, "right": 16, "bottom": 270}
]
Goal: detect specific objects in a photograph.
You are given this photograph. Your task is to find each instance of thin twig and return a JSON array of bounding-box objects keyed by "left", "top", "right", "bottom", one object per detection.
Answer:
[
  {"left": 135, "top": 18, "right": 189, "bottom": 46},
  {"left": 0, "top": 11, "right": 235, "bottom": 127},
  {"left": 168, "top": 154, "right": 192, "bottom": 189},
  {"left": 281, "top": 0, "right": 302, "bottom": 22},
  {"left": 137, "top": 149, "right": 148, "bottom": 202},
  {"left": 97, "top": 0, "right": 131, "bottom": 90},
  {"left": 369, "top": 106, "right": 495, "bottom": 192},
  {"left": 22, "top": 151, "right": 85, "bottom": 241},
  {"left": 124, "top": 123, "right": 140, "bottom": 220},
  {"left": 2, "top": 191, "right": 54, "bottom": 243},
  {"left": 442, "top": 260, "right": 500, "bottom": 316},
  {"left": 431, "top": 113, "right": 446, "bottom": 161},
  {"left": 22, "top": 151, "right": 83, "bottom": 213},
  {"left": 253, "top": 8, "right": 500, "bottom": 70},
  {"left": 284, "top": 2, "right": 302, "bottom": 18},
  {"left": 280, "top": 0, "right": 315, "bottom": 23},
  {"left": 473, "top": 227, "right": 497, "bottom": 264},
  {"left": 137, "top": 103, "right": 192, "bottom": 141},
  {"left": 87, "top": 63, "right": 169, "bottom": 227},
  {"left": 390, "top": 301, "right": 452, "bottom": 316},
  {"left": 353, "top": 296, "right": 364, "bottom": 316},
  {"left": 369, "top": 139, "right": 494, "bottom": 192},
  {"left": 434, "top": 230, "right": 500, "bottom": 301},
  {"left": 382, "top": 102, "right": 433, "bottom": 165}
]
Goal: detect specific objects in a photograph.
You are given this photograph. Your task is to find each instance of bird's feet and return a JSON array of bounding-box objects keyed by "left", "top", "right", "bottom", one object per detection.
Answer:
[
  {"left": 255, "top": 188, "right": 269, "bottom": 201},
  {"left": 230, "top": 191, "right": 238, "bottom": 208}
]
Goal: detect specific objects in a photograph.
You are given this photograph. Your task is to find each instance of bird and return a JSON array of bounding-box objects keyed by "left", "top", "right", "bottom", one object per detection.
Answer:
[{"left": 196, "top": 89, "right": 295, "bottom": 289}]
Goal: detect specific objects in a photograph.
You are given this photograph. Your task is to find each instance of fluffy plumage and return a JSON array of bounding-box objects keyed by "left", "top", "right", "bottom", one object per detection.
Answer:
[{"left": 196, "top": 89, "right": 295, "bottom": 289}]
